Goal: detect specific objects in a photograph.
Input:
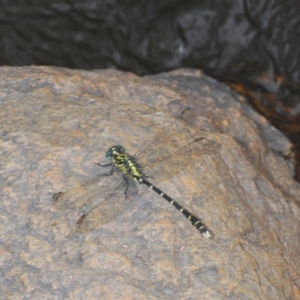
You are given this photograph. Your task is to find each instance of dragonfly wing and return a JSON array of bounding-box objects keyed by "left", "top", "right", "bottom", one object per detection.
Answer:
[
  {"left": 76, "top": 178, "right": 137, "bottom": 233},
  {"left": 53, "top": 171, "right": 133, "bottom": 231},
  {"left": 139, "top": 132, "right": 214, "bottom": 181}
]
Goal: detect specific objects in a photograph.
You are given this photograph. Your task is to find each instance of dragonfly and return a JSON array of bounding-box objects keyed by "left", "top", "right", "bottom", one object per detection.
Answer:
[{"left": 53, "top": 127, "right": 214, "bottom": 238}]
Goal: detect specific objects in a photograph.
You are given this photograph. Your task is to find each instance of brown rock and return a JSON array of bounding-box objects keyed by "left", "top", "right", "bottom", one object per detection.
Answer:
[{"left": 0, "top": 66, "right": 299, "bottom": 299}]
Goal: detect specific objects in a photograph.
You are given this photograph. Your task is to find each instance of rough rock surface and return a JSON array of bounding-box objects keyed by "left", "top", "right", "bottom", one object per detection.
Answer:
[{"left": 0, "top": 66, "right": 299, "bottom": 299}]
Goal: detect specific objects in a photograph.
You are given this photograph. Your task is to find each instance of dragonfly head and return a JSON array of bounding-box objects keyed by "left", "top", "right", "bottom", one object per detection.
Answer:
[{"left": 106, "top": 145, "right": 125, "bottom": 159}]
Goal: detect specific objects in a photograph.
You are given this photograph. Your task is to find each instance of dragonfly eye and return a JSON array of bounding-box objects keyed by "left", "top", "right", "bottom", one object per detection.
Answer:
[
  {"left": 106, "top": 145, "right": 124, "bottom": 159},
  {"left": 105, "top": 149, "right": 113, "bottom": 159},
  {"left": 113, "top": 145, "right": 124, "bottom": 154}
]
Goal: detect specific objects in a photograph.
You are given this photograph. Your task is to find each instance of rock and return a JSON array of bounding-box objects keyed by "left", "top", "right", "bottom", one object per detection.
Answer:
[{"left": 0, "top": 66, "right": 299, "bottom": 299}]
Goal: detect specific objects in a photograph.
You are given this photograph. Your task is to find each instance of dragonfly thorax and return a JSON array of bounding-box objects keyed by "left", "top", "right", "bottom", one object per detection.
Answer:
[{"left": 107, "top": 145, "right": 143, "bottom": 181}]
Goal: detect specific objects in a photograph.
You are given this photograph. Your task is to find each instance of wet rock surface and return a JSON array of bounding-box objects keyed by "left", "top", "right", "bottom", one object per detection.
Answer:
[{"left": 0, "top": 66, "right": 299, "bottom": 299}]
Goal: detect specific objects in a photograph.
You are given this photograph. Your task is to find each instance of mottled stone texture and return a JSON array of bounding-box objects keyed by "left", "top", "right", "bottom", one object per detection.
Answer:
[{"left": 0, "top": 66, "right": 299, "bottom": 299}]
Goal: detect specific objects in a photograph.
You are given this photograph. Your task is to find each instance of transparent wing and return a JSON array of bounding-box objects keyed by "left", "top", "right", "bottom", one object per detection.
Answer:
[
  {"left": 135, "top": 130, "right": 214, "bottom": 181},
  {"left": 53, "top": 173, "right": 121, "bottom": 212},
  {"left": 75, "top": 179, "right": 136, "bottom": 233},
  {"left": 53, "top": 169, "right": 138, "bottom": 232}
]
